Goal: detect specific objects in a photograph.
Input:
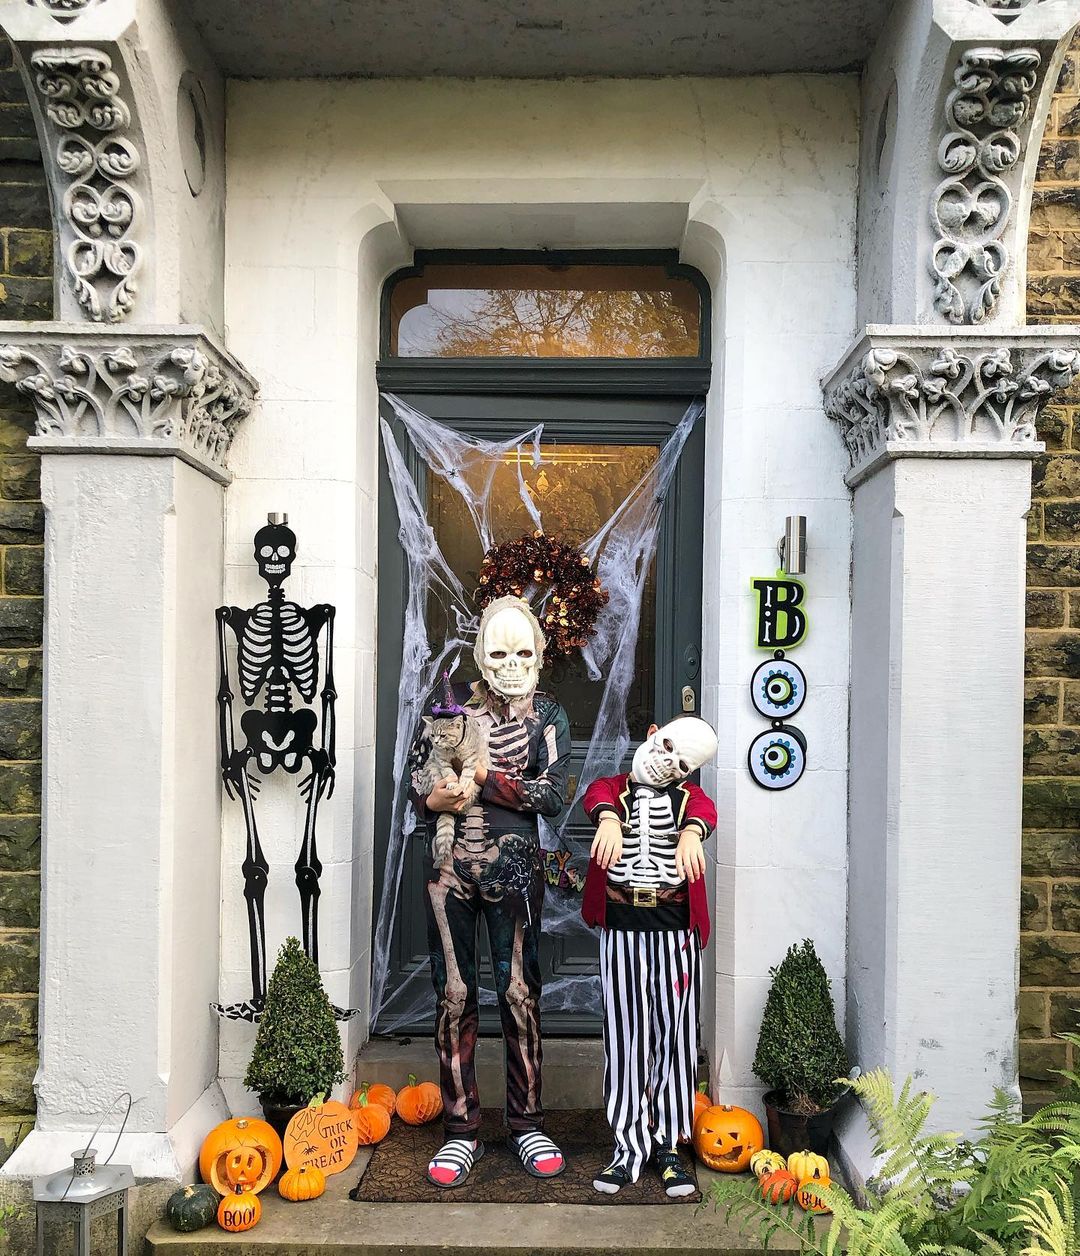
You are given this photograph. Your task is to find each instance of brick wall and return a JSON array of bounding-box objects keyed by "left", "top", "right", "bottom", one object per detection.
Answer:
[
  {"left": 1022, "top": 30, "right": 1080, "bottom": 1099},
  {"left": 0, "top": 37, "right": 48, "bottom": 1164}
]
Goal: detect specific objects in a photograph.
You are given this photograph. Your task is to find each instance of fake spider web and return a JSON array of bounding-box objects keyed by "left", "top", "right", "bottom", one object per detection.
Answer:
[{"left": 371, "top": 392, "right": 704, "bottom": 1031}]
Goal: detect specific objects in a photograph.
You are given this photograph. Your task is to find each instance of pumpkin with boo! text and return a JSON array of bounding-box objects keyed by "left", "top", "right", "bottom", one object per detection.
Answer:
[
  {"left": 351, "top": 1082, "right": 396, "bottom": 1117},
  {"left": 278, "top": 1163, "right": 326, "bottom": 1202},
  {"left": 217, "top": 1187, "right": 261, "bottom": 1233},
  {"left": 760, "top": 1168, "right": 800, "bottom": 1204},
  {"left": 692, "top": 1104, "right": 764, "bottom": 1173},
  {"left": 199, "top": 1117, "right": 281, "bottom": 1196},
  {"left": 396, "top": 1074, "right": 443, "bottom": 1125},
  {"left": 797, "top": 1176, "right": 833, "bottom": 1214},
  {"left": 283, "top": 1095, "right": 359, "bottom": 1176},
  {"left": 165, "top": 1184, "right": 219, "bottom": 1233}
]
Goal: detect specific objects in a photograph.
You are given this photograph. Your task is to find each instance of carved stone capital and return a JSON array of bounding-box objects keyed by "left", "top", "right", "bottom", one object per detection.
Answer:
[
  {"left": 0, "top": 326, "right": 257, "bottom": 484},
  {"left": 823, "top": 326, "right": 1080, "bottom": 486}
]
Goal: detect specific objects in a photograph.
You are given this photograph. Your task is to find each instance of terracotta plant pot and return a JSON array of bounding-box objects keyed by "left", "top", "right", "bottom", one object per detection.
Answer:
[
  {"left": 762, "top": 1090, "right": 842, "bottom": 1159},
  {"left": 260, "top": 1097, "right": 306, "bottom": 1145}
]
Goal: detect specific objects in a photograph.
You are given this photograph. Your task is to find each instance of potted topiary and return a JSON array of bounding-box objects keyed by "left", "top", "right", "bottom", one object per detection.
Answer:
[
  {"left": 752, "top": 938, "right": 849, "bottom": 1157},
  {"left": 244, "top": 936, "right": 347, "bottom": 1140}
]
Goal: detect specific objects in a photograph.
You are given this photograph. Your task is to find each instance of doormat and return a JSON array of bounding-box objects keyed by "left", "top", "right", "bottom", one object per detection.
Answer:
[{"left": 349, "top": 1108, "right": 700, "bottom": 1205}]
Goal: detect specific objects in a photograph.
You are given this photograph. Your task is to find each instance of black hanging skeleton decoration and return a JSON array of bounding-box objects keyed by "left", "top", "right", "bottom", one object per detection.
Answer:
[{"left": 214, "top": 514, "right": 350, "bottom": 1021}]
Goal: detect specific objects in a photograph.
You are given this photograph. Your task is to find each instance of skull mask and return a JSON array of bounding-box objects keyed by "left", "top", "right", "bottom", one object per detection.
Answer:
[
  {"left": 474, "top": 597, "right": 545, "bottom": 700},
  {"left": 631, "top": 716, "right": 718, "bottom": 787},
  {"left": 253, "top": 521, "right": 296, "bottom": 588}
]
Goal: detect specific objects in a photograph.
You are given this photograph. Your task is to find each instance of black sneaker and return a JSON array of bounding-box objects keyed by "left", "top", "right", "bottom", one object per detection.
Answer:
[
  {"left": 654, "top": 1147, "right": 695, "bottom": 1198},
  {"left": 593, "top": 1163, "right": 633, "bottom": 1194}
]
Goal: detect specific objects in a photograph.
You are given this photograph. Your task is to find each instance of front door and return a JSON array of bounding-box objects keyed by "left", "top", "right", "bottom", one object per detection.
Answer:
[{"left": 371, "top": 253, "right": 710, "bottom": 1036}]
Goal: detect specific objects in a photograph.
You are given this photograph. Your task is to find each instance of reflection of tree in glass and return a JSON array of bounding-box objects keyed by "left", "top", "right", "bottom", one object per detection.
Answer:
[{"left": 425, "top": 288, "right": 698, "bottom": 359}]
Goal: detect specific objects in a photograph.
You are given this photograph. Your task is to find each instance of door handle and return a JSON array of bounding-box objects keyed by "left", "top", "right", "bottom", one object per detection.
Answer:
[{"left": 681, "top": 686, "right": 696, "bottom": 713}]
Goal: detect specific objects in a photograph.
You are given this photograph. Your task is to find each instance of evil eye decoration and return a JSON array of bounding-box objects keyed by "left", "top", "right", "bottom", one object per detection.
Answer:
[
  {"left": 747, "top": 722, "right": 807, "bottom": 791},
  {"left": 750, "top": 652, "right": 807, "bottom": 718}
]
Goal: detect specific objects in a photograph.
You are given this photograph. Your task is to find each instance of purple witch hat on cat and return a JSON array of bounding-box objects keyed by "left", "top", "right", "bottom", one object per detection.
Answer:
[{"left": 431, "top": 670, "right": 466, "bottom": 718}]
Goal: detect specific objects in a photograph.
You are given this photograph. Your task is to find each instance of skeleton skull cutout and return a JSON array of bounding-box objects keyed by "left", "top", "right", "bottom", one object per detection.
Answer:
[
  {"left": 631, "top": 715, "right": 718, "bottom": 787},
  {"left": 474, "top": 597, "right": 545, "bottom": 700},
  {"left": 253, "top": 521, "right": 296, "bottom": 587}
]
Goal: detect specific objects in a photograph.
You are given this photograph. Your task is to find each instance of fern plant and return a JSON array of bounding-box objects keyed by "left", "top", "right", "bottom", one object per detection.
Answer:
[{"left": 708, "top": 1053, "right": 1080, "bottom": 1256}]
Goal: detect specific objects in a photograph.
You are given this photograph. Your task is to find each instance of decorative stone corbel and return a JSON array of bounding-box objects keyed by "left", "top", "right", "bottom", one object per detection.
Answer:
[
  {"left": 0, "top": 326, "right": 257, "bottom": 483},
  {"left": 823, "top": 326, "right": 1080, "bottom": 485}
]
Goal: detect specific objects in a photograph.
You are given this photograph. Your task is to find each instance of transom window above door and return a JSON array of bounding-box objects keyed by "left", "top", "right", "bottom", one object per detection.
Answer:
[{"left": 385, "top": 254, "right": 706, "bottom": 359}]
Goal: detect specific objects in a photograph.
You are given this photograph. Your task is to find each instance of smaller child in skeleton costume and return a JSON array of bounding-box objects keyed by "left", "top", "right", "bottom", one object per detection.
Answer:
[
  {"left": 581, "top": 716, "right": 719, "bottom": 1198},
  {"left": 411, "top": 597, "right": 570, "bottom": 1189}
]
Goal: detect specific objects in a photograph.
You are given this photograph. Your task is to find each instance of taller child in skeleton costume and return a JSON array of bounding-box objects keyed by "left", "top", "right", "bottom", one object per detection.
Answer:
[
  {"left": 411, "top": 596, "right": 570, "bottom": 1188},
  {"left": 581, "top": 716, "right": 719, "bottom": 1197}
]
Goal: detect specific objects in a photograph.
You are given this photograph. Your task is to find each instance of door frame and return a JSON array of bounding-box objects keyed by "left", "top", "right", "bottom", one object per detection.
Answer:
[{"left": 371, "top": 249, "right": 712, "bottom": 1035}]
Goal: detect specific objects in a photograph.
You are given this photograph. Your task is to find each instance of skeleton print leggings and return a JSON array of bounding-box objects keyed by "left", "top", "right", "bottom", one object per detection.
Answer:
[
  {"left": 600, "top": 928, "right": 701, "bottom": 1180},
  {"left": 425, "top": 835, "right": 546, "bottom": 1138}
]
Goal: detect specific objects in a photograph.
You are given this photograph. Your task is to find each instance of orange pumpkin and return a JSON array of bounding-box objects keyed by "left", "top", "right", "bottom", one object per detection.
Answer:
[
  {"left": 351, "top": 1082, "right": 396, "bottom": 1117},
  {"left": 217, "top": 1187, "right": 261, "bottom": 1233},
  {"left": 283, "top": 1095, "right": 359, "bottom": 1176},
  {"left": 396, "top": 1073, "right": 443, "bottom": 1126},
  {"left": 352, "top": 1091, "right": 391, "bottom": 1146},
  {"left": 224, "top": 1145, "right": 262, "bottom": 1190},
  {"left": 797, "top": 1177, "right": 833, "bottom": 1214},
  {"left": 692, "top": 1104, "right": 764, "bottom": 1173},
  {"left": 760, "top": 1167, "right": 800, "bottom": 1204},
  {"left": 693, "top": 1081, "right": 712, "bottom": 1124},
  {"left": 278, "top": 1163, "right": 326, "bottom": 1202},
  {"left": 200, "top": 1117, "right": 282, "bottom": 1196}
]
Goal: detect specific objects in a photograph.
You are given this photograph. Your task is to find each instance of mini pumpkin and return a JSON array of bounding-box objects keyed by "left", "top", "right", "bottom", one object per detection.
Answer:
[
  {"left": 351, "top": 1082, "right": 396, "bottom": 1117},
  {"left": 217, "top": 1187, "right": 261, "bottom": 1233},
  {"left": 353, "top": 1091, "right": 391, "bottom": 1146},
  {"left": 224, "top": 1145, "right": 262, "bottom": 1190},
  {"left": 760, "top": 1167, "right": 800, "bottom": 1204},
  {"left": 165, "top": 1183, "right": 219, "bottom": 1233},
  {"left": 199, "top": 1117, "right": 282, "bottom": 1196},
  {"left": 693, "top": 1081, "right": 712, "bottom": 1124},
  {"left": 692, "top": 1104, "right": 764, "bottom": 1173},
  {"left": 283, "top": 1094, "right": 360, "bottom": 1176},
  {"left": 278, "top": 1163, "right": 326, "bottom": 1202},
  {"left": 797, "top": 1177, "right": 833, "bottom": 1214},
  {"left": 750, "top": 1149, "right": 787, "bottom": 1180},
  {"left": 396, "top": 1073, "right": 443, "bottom": 1126},
  {"left": 788, "top": 1150, "right": 830, "bottom": 1182}
]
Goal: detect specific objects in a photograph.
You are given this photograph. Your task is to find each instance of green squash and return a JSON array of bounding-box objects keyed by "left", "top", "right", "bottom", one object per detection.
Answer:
[{"left": 166, "top": 1183, "right": 220, "bottom": 1233}]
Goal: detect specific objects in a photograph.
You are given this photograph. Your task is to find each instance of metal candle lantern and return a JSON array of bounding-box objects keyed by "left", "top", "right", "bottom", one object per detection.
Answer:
[{"left": 33, "top": 1094, "right": 135, "bottom": 1256}]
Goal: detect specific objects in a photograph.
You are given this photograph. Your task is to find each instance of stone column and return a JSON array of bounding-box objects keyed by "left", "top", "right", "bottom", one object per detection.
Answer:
[
  {"left": 0, "top": 327, "right": 255, "bottom": 1180},
  {"left": 824, "top": 327, "right": 1080, "bottom": 1154}
]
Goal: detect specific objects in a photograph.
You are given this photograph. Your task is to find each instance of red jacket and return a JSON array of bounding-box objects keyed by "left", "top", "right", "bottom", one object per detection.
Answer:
[{"left": 580, "top": 774, "right": 717, "bottom": 947}]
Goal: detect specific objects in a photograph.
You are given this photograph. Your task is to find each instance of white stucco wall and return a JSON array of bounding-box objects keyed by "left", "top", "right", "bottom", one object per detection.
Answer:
[{"left": 220, "top": 74, "right": 858, "bottom": 1113}]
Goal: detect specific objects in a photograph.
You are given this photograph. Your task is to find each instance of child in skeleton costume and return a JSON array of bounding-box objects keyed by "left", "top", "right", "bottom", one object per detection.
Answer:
[
  {"left": 410, "top": 597, "right": 570, "bottom": 1189},
  {"left": 581, "top": 716, "right": 719, "bottom": 1198}
]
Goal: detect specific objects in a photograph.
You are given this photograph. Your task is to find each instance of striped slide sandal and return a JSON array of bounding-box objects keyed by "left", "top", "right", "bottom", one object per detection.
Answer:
[
  {"left": 510, "top": 1130, "right": 566, "bottom": 1179},
  {"left": 426, "top": 1137, "right": 485, "bottom": 1188}
]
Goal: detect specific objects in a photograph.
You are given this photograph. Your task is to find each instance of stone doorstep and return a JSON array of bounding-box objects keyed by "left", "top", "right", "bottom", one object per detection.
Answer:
[
  {"left": 145, "top": 1157, "right": 794, "bottom": 1255},
  {"left": 355, "top": 1037, "right": 607, "bottom": 1110}
]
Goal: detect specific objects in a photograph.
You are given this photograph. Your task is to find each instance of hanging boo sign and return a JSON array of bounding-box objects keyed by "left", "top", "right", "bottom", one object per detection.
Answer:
[{"left": 748, "top": 569, "right": 808, "bottom": 789}]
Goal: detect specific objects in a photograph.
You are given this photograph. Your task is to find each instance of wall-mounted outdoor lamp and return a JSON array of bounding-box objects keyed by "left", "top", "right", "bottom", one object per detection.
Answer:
[{"left": 777, "top": 514, "right": 806, "bottom": 576}]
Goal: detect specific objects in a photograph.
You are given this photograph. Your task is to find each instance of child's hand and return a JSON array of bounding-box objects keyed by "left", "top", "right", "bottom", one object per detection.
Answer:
[
  {"left": 591, "top": 816, "right": 624, "bottom": 870},
  {"left": 676, "top": 828, "right": 706, "bottom": 883}
]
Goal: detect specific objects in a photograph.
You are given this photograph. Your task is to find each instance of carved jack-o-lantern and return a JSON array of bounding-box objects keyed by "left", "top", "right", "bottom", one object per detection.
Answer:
[
  {"left": 692, "top": 1104, "right": 764, "bottom": 1173},
  {"left": 225, "top": 1146, "right": 262, "bottom": 1190}
]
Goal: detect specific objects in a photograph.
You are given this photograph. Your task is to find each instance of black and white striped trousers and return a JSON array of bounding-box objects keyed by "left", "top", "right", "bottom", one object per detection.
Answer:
[{"left": 599, "top": 928, "right": 701, "bottom": 1181}]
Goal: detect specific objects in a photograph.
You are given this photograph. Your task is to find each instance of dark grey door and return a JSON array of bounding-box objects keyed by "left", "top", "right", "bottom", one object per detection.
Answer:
[{"left": 373, "top": 390, "right": 705, "bottom": 1035}]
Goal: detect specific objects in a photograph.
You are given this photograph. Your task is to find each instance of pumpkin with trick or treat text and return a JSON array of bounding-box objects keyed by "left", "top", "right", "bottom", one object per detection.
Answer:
[
  {"left": 278, "top": 1163, "right": 326, "bottom": 1203},
  {"left": 797, "top": 1176, "right": 833, "bottom": 1214},
  {"left": 760, "top": 1168, "right": 800, "bottom": 1204},
  {"left": 396, "top": 1074, "right": 443, "bottom": 1126},
  {"left": 750, "top": 1149, "right": 787, "bottom": 1180},
  {"left": 199, "top": 1117, "right": 282, "bottom": 1196},
  {"left": 217, "top": 1187, "right": 261, "bottom": 1233},
  {"left": 788, "top": 1149, "right": 830, "bottom": 1183},
  {"left": 283, "top": 1094, "right": 359, "bottom": 1176},
  {"left": 692, "top": 1104, "right": 764, "bottom": 1173},
  {"left": 351, "top": 1082, "right": 396, "bottom": 1117},
  {"left": 353, "top": 1091, "right": 391, "bottom": 1146}
]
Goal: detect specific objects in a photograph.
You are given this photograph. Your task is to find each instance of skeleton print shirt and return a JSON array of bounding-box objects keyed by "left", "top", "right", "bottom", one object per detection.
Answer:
[{"left": 411, "top": 681, "right": 571, "bottom": 839}]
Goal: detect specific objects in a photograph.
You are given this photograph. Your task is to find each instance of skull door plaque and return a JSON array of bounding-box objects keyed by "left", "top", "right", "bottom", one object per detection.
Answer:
[{"left": 214, "top": 514, "right": 353, "bottom": 1021}]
